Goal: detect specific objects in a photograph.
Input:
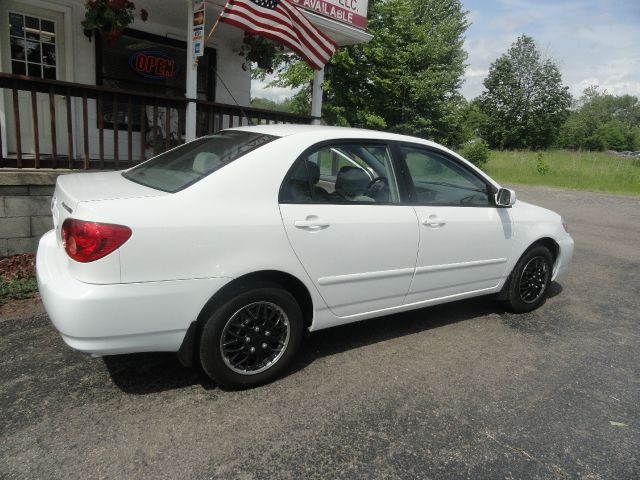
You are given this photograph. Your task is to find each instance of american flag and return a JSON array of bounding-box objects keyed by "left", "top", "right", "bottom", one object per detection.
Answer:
[{"left": 219, "top": 0, "right": 337, "bottom": 70}]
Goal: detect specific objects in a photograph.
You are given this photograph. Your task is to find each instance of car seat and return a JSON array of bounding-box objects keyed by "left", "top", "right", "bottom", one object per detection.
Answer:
[
  {"left": 334, "top": 166, "right": 374, "bottom": 202},
  {"left": 283, "top": 161, "right": 329, "bottom": 202}
]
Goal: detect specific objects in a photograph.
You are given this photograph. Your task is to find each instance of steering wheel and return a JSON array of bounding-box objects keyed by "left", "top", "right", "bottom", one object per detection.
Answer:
[{"left": 366, "top": 177, "right": 388, "bottom": 197}]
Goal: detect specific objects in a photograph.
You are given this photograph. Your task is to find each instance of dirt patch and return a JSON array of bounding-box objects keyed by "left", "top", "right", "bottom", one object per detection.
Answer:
[
  {"left": 0, "top": 295, "right": 45, "bottom": 322},
  {"left": 0, "top": 254, "right": 41, "bottom": 320}
]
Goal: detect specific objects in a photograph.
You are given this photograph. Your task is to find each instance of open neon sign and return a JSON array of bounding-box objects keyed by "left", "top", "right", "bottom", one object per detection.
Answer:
[{"left": 128, "top": 50, "right": 179, "bottom": 80}]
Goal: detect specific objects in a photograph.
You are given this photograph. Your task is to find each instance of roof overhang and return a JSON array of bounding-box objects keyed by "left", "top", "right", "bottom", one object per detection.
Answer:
[
  {"left": 202, "top": 0, "right": 372, "bottom": 46},
  {"left": 302, "top": 10, "right": 373, "bottom": 46},
  {"left": 132, "top": 1, "right": 373, "bottom": 47}
]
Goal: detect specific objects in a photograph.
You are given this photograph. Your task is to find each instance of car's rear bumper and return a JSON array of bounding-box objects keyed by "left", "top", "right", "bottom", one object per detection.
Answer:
[
  {"left": 553, "top": 234, "right": 574, "bottom": 280},
  {"left": 36, "top": 230, "right": 231, "bottom": 356}
]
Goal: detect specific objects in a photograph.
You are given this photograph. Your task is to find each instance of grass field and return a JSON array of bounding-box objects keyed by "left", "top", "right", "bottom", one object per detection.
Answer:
[{"left": 482, "top": 150, "right": 640, "bottom": 196}]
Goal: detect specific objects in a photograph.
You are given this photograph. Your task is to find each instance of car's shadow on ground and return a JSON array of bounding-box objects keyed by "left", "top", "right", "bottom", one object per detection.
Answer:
[
  {"left": 102, "top": 352, "right": 217, "bottom": 394},
  {"left": 103, "top": 282, "right": 563, "bottom": 394}
]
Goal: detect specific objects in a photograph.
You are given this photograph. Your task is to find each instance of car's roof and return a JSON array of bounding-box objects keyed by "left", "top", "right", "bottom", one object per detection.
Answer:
[
  {"left": 223, "top": 124, "right": 500, "bottom": 190},
  {"left": 226, "top": 124, "right": 440, "bottom": 146}
]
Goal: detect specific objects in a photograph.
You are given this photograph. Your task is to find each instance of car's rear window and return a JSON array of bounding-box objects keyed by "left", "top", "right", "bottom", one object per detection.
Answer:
[{"left": 123, "top": 131, "right": 278, "bottom": 193}]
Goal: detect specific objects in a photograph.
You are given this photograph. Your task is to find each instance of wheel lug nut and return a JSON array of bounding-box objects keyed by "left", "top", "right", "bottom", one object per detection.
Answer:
[
  {"left": 265, "top": 331, "right": 270, "bottom": 337},
  {"left": 250, "top": 347, "right": 256, "bottom": 353},
  {"left": 254, "top": 327, "right": 260, "bottom": 332},
  {"left": 245, "top": 337, "right": 251, "bottom": 343},
  {"left": 262, "top": 343, "right": 267, "bottom": 349}
]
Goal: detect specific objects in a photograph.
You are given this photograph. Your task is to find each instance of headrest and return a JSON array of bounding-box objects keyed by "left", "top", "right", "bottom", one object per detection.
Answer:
[
  {"left": 307, "top": 162, "right": 320, "bottom": 184},
  {"left": 335, "top": 166, "right": 370, "bottom": 197},
  {"left": 193, "top": 152, "right": 222, "bottom": 175},
  {"left": 290, "top": 161, "right": 320, "bottom": 184}
]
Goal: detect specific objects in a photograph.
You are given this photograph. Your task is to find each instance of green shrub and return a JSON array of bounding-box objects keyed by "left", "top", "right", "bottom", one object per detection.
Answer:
[
  {"left": 584, "top": 135, "right": 606, "bottom": 151},
  {"left": 459, "top": 139, "right": 490, "bottom": 167},
  {"left": 596, "top": 121, "right": 628, "bottom": 151},
  {"left": 536, "top": 152, "right": 550, "bottom": 175}
]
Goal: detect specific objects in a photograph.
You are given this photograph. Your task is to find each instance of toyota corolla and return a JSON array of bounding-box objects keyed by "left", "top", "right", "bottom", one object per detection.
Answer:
[{"left": 37, "top": 125, "right": 574, "bottom": 389}]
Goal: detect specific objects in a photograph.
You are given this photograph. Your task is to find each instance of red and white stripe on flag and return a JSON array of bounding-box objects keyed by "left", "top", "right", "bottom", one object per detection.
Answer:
[{"left": 219, "top": 0, "right": 337, "bottom": 70}]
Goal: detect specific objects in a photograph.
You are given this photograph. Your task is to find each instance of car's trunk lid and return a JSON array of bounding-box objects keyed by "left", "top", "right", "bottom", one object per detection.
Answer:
[{"left": 51, "top": 171, "right": 166, "bottom": 243}]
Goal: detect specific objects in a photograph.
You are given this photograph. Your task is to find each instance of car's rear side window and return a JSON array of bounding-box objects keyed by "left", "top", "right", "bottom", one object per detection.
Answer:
[{"left": 123, "top": 131, "right": 278, "bottom": 193}]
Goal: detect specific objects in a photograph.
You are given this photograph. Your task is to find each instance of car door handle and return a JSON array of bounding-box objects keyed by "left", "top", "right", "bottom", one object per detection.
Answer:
[
  {"left": 294, "top": 218, "right": 330, "bottom": 230},
  {"left": 422, "top": 216, "right": 446, "bottom": 228}
]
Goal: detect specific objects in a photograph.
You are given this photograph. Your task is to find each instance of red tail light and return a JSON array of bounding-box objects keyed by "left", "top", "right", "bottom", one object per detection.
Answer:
[{"left": 62, "top": 219, "right": 132, "bottom": 263}]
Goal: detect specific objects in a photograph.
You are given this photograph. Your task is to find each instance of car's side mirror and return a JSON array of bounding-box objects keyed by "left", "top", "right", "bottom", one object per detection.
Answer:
[{"left": 496, "top": 188, "right": 517, "bottom": 207}]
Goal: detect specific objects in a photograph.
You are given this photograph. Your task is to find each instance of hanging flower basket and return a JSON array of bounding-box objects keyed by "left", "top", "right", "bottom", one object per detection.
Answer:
[
  {"left": 239, "top": 32, "right": 284, "bottom": 73},
  {"left": 81, "top": 0, "right": 148, "bottom": 43}
]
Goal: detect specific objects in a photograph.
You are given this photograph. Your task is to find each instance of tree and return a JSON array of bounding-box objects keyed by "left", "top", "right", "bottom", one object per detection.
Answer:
[
  {"left": 479, "top": 35, "right": 571, "bottom": 149},
  {"left": 558, "top": 87, "right": 640, "bottom": 151},
  {"left": 458, "top": 97, "right": 489, "bottom": 142},
  {"left": 259, "top": 0, "right": 469, "bottom": 147},
  {"left": 250, "top": 96, "right": 304, "bottom": 114}
]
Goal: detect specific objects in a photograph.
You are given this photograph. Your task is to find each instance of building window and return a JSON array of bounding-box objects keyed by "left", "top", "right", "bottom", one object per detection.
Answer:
[
  {"left": 95, "top": 29, "right": 216, "bottom": 137},
  {"left": 96, "top": 29, "right": 216, "bottom": 101},
  {"left": 9, "top": 12, "right": 57, "bottom": 79}
]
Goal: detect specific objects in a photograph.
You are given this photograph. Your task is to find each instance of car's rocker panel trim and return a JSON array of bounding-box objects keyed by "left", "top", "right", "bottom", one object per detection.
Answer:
[
  {"left": 324, "top": 285, "right": 501, "bottom": 325},
  {"left": 316, "top": 258, "right": 508, "bottom": 286},
  {"left": 414, "top": 257, "right": 508, "bottom": 275},
  {"left": 317, "top": 267, "right": 415, "bottom": 286}
]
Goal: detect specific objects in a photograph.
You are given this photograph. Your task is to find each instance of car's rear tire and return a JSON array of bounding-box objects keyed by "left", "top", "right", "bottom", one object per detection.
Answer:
[
  {"left": 199, "top": 283, "right": 303, "bottom": 389},
  {"left": 504, "top": 246, "right": 553, "bottom": 313}
]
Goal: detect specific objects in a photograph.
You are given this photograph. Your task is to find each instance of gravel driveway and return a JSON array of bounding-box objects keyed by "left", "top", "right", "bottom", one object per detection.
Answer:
[{"left": 1, "top": 185, "right": 639, "bottom": 479}]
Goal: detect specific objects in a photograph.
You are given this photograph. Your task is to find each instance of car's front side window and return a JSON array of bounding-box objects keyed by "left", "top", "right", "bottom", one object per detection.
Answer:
[
  {"left": 281, "top": 143, "right": 401, "bottom": 204},
  {"left": 401, "top": 146, "right": 492, "bottom": 207}
]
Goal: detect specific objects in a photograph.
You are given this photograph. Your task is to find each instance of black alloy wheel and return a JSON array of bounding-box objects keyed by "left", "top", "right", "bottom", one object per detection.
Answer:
[
  {"left": 199, "top": 283, "right": 303, "bottom": 389},
  {"left": 518, "top": 256, "right": 550, "bottom": 304},
  {"left": 220, "top": 301, "right": 290, "bottom": 375},
  {"left": 504, "top": 245, "right": 554, "bottom": 313}
]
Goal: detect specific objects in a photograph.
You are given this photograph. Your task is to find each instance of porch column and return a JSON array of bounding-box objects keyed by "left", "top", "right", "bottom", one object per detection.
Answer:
[
  {"left": 185, "top": 0, "right": 197, "bottom": 142},
  {"left": 311, "top": 67, "right": 324, "bottom": 125}
]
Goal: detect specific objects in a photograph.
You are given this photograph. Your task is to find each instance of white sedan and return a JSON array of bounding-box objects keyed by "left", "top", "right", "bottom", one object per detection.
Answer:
[{"left": 37, "top": 125, "right": 573, "bottom": 389}]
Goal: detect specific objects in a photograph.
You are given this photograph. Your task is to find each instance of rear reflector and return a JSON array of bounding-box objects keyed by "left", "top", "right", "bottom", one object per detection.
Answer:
[{"left": 62, "top": 219, "right": 132, "bottom": 263}]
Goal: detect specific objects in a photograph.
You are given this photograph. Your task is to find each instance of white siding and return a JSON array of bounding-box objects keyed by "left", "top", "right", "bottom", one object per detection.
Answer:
[{"left": 0, "top": 0, "right": 252, "bottom": 161}]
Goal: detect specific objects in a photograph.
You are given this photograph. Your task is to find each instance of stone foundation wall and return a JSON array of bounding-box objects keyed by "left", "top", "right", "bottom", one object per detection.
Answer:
[{"left": 0, "top": 171, "right": 65, "bottom": 257}]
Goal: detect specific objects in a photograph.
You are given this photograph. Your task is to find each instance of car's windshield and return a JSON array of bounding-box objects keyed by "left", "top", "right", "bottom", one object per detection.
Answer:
[{"left": 123, "top": 131, "right": 278, "bottom": 193}]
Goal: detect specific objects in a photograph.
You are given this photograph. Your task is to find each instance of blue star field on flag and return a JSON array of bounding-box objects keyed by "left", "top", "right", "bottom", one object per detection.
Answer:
[{"left": 250, "top": 0, "right": 279, "bottom": 9}]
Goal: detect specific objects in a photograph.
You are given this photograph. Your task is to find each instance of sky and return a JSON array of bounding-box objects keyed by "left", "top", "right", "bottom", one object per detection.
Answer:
[
  {"left": 251, "top": 0, "right": 640, "bottom": 102},
  {"left": 461, "top": 0, "right": 640, "bottom": 100}
]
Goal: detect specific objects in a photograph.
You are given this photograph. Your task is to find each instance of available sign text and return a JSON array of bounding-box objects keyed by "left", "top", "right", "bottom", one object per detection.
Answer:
[{"left": 290, "top": 0, "right": 368, "bottom": 30}]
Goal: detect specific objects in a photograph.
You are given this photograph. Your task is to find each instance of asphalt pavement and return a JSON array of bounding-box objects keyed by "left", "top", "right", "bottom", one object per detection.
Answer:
[{"left": 1, "top": 185, "right": 639, "bottom": 479}]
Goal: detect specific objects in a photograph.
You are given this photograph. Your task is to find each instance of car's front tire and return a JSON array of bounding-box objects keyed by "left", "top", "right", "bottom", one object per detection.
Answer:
[
  {"left": 199, "top": 283, "right": 304, "bottom": 389},
  {"left": 504, "top": 245, "right": 553, "bottom": 313}
]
